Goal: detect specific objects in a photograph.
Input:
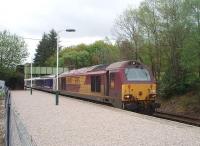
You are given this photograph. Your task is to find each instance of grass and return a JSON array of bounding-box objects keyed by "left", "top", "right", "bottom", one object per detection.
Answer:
[
  {"left": 0, "top": 91, "right": 4, "bottom": 99},
  {"left": 158, "top": 91, "right": 200, "bottom": 117},
  {"left": 0, "top": 100, "right": 4, "bottom": 145},
  {"left": 180, "top": 92, "right": 200, "bottom": 113}
]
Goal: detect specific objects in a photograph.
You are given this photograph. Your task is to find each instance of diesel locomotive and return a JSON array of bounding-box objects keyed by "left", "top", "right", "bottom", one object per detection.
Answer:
[{"left": 25, "top": 60, "right": 160, "bottom": 114}]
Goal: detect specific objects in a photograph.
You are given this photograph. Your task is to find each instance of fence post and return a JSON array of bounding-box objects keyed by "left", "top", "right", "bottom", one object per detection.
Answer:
[{"left": 6, "top": 92, "right": 11, "bottom": 146}]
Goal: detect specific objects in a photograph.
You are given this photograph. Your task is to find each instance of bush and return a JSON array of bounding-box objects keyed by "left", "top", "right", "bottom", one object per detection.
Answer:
[
  {"left": 158, "top": 69, "right": 193, "bottom": 99},
  {"left": 0, "top": 66, "right": 24, "bottom": 90}
]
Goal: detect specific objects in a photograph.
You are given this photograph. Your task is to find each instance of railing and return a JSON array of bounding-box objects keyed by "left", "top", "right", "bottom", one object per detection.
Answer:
[
  {"left": 4, "top": 88, "right": 37, "bottom": 146},
  {"left": 24, "top": 66, "right": 69, "bottom": 79}
]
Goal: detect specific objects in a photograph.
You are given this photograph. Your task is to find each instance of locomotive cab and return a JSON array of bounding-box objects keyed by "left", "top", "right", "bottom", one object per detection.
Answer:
[
  {"left": 122, "top": 62, "right": 156, "bottom": 101},
  {"left": 119, "top": 61, "right": 159, "bottom": 113}
]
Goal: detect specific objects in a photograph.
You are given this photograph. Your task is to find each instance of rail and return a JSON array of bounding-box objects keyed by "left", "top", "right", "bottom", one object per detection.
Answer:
[{"left": 153, "top": 111, "right": 200, "bottom": 127}]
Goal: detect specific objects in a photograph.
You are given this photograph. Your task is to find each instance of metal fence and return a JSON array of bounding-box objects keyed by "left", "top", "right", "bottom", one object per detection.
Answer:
[{"left": 4, "top": 89, "right": 37, "bottom": 146}]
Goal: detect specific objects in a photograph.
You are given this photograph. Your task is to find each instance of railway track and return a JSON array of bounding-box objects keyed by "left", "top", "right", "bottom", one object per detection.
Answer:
[
  {"left": 25, "top": 88, "right": 200, "bottom": 127},
  {"left": 153, "top": 111, "right": 200, "bottom": 127}
]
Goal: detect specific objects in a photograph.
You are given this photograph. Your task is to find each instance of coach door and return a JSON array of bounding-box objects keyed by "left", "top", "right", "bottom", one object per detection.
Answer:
[{"left": 61, "top": 77, "right": 66, "bottom": 90}]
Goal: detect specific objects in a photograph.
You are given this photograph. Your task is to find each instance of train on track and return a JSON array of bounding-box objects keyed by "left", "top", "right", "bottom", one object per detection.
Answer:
[{"left": 24, "top": 60, "right": 160, "bottom": 114}]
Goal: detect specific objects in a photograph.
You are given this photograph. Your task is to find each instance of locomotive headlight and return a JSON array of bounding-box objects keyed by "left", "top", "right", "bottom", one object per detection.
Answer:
[
  {"left": 124, "top": 95, "right": 131, "bottom": 99},
  {"left": 150, "top": 89, "right": 156, "bottom": 94}
]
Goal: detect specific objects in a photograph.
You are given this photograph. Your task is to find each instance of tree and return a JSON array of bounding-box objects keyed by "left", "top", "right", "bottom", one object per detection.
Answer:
[
  {"left": 45, "top": 40, "right": 120, "bottom": 69},
  {"left": 34, "top": 29, "right": 57, "bottom": 66},
  {"left": 137, "top": 0, "right": 163, "bottom": 80},
  {"left": 113, "top": 0, "right": 200, "bottom": 98},
  {"left": 116, "top": 40, "right": 134, "bottom": 60},
  {"left": 181, "top": 0, "right": 200, "bottom": 78},
  {"left": 0, "top": 30, "right": 28, "bottom": 89},
  {"left": 86, "top": 40, "right": 120, "bottom": 65},
  {"left": 113, "top": 7, "right": 142, "bottom": 60},
  {"left": 0, "top": 30, "right": 28, "bottom": 69}
]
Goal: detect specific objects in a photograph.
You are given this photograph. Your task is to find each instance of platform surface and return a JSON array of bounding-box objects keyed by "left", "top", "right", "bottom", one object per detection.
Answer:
[{"left": 11, "top": 90, "right": 200, "bottom": 146}]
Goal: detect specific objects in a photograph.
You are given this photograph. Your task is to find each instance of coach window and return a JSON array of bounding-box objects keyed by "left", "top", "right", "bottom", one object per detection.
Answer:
[
  {"left": 110, "top": 73, "right": 115, "bottom": 89},
  {"left": 91, "top": 76, "right": 101, "bottom": 92}
]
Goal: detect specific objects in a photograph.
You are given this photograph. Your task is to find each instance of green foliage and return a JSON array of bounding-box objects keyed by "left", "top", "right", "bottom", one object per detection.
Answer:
[
  {"left": 0, "top": 66, "right": 19, "bottom": 89},
  {"left": 45, "top": 40, "right": 120, "bottom": 69},
  {"left": 159, "top": 68, "right": 190, "bottom": 98},
  {"left": 0, "top": 91, "right": 4, "bottom": 98},
  {"left": 0, "top": 30, "right": 27, "bottom": 89},
  {"left": 34, "top": 29, "right": 57, "bottom": 66},
  {"left": 114, "top": 0, "right": 200, "bottom": 98},
  {"left": 0, "top": 30, "right": 28, "bottom": 69}
]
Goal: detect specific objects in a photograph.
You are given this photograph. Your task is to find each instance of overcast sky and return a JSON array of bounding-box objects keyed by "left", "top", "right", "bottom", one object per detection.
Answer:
[{"left": 0, "top": 0, "right": 143, "bottom": 62}]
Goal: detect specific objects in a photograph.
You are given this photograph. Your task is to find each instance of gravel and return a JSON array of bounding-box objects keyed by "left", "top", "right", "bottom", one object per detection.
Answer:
[{"left": 11, "top": 90, "right": 200, "bottom": 146}]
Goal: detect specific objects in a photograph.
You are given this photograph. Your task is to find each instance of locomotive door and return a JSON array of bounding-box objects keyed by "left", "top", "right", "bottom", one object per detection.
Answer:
[
  {"left": 105, "top": 71, "right": 109, "bottom": 96},
  {"left": 109, "top": 72, "right": 116, "bottom": 97}
]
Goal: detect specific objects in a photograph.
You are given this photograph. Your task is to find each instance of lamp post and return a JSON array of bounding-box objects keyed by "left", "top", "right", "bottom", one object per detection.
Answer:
[
  {"left": 55, "top": 28, "right": 75, "bottom": 105},
  {"left": 30, "top": 56, "right": 33, "bottom": 95},
  {"left": 23, "top": 37, "right": 41, "bottom": 95}
]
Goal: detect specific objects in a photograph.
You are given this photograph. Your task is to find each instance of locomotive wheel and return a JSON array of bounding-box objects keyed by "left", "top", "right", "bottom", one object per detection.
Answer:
[{"left": 146, "top": 104, "right": 155, "bottom": 115}]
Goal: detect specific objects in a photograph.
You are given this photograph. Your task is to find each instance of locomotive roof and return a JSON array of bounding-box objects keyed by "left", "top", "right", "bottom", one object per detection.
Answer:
[
  {"left": 59, "top": 64, "right": 108, "bottom": 77},
  {"left": 59, "top": 60, "right": 141, "bottom": 77},
  {"left": 59, "top": 67, "right": 90, "bottom": 77},
  {"left": 89, "top": 64, "right": 108, "bottom": 72},
  {"left": 106, "top": 60, "right": 141, "bottom": 70}
]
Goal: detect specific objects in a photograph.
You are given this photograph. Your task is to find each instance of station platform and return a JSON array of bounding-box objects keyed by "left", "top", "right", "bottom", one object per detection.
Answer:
[{"left": 10, "top": 90, "right": 200, "bottom": 146}]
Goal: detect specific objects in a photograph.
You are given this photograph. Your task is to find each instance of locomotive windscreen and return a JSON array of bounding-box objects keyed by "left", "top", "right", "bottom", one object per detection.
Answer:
[{"left": 125, "top": 68, "right": 151, "bottom": 81}]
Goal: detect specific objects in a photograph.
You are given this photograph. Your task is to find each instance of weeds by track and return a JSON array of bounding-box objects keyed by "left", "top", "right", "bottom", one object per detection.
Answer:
[{"left": 154, "top": 111, "right": 200, "bottom": 127}]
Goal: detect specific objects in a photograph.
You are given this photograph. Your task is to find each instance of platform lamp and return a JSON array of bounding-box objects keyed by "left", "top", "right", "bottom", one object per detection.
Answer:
[
  {"left": 23, "top": 37, "right": 41, "bottom": 95},
  {"left": 30, "top": 56, "right": 33, "bottom": 95},
  {"left": 55, "top": 28, "right": 76, "bottom": 105}
]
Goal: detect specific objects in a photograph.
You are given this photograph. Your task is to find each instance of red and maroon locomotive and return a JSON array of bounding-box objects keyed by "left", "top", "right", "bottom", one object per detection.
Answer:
[{"left": 58, "top": 60, "right": 159, "bottom": 114}]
